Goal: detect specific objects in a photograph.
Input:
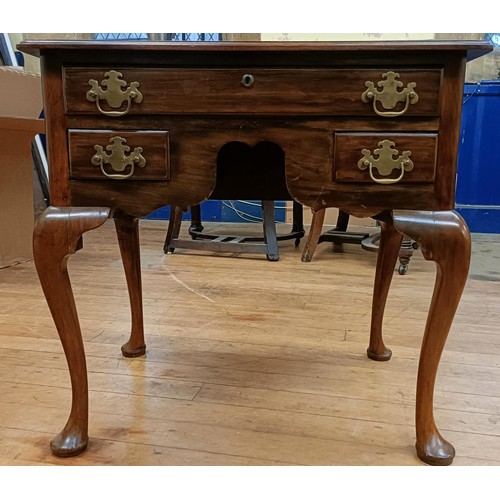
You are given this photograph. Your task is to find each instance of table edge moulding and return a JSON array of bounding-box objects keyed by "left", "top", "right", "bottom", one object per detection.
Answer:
[{"left": 17, "top": 39, "right": 492, "bottom": 465}]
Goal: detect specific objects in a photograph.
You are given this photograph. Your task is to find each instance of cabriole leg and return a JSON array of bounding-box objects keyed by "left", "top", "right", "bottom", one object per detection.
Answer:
[
  {"left": 368, "top": 216, "right": 403, "bottom": 361},
  {"left": 114, "top": 216, "right": 146, "bottom": 357},
  {"left": 393, "top": 210, "right": 471, "bottom": 466},
  {"left": 33, "top": 206, "right": 110, "bottom": 457}
]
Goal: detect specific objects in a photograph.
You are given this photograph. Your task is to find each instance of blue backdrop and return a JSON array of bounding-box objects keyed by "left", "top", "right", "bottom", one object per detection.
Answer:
[{"left": 456, "top": 81, "right": 500, "bottom": 233}]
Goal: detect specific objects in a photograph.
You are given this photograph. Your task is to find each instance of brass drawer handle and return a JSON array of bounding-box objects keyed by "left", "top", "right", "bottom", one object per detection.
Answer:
[
  {"left": 86, "top": 70, "right": 143, "bottom": 117},
  {"left": 241, "top": 74, "right": 255, "bottom": 88},
  {"left": 358, "top": 139, "right": 413, "bottom": 184},
  {"left": 361, "top": 71, "right": 418, "bottom": 117},
  {"left": 91, "top": 136, "right": 146, "bottom": 179}
]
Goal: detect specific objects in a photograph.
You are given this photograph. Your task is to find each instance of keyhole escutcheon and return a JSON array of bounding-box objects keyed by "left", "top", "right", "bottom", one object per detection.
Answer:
[{"left": 241, "top": 74, "right": 255, "bottom": 88}]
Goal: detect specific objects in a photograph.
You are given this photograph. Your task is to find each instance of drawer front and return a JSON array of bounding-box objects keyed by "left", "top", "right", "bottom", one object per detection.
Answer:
[
  {"left": 68, "top": 130, "right": 170, "bottom": 180},
  {"left": 333, "top": 133, "right": 438, "bottom": 184},
  {"left": 63, "top": 67, "right": 442, "bottom": 116}
]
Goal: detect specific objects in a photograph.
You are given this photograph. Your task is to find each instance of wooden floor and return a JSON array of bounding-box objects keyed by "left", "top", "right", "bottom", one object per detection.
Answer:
[{"left": 1, "top": 219, "right": 499, "bottom": 466}]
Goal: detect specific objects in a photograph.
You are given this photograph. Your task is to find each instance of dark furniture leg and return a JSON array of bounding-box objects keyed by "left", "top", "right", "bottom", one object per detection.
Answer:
[
  {"left": 292, "top": 200, "right": 305, "bottom": 247},
  {"left": 334, "top": 209, "right": 349, "bottom": 232},
  {"left": 114, "top": 216, "right": 146, "bottom": 357},
  {"left": 163, "top": 206, "right": 183, "bottom": 254},
  {"left": 262, "top": 200, "right": 279, "bottom": 261},
  {"left": 189, "top": 204, "right": 204, "bottom": 235},
  {"left": 33, "top": 206, "right": 110, "bottom": 457},
  {"left": 391, "top": 210, "right": 471, "bottom": 465},
  {"left": 368, "top": 216, "right": 403, "bottom": 361}
]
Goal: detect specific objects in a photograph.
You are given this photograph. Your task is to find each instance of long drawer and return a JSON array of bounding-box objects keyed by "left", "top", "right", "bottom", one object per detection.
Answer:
[{"left": 63, "top": 67, "right": 442, "bottom": 116}]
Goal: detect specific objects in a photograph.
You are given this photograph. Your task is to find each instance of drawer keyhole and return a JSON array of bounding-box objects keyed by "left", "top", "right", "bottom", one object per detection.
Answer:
[{"left": 241, "top": 74, "right": 255, "bottom": 88}]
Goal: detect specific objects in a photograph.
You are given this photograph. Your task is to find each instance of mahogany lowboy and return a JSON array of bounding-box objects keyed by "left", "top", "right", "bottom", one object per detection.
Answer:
[{"left": 19, "top": 40, "right": 491, "bottom": 465}]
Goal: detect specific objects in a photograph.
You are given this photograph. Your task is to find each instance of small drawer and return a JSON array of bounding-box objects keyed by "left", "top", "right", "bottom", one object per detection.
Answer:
[
  {"left": 68, "top": 130, "right": 170, "bottom": 180},
  {"left": 333, "top": 132, "right": 438, "bottom": 184},
  {"left": 63, "top": 67, "right": 442, "bottom": 116}
]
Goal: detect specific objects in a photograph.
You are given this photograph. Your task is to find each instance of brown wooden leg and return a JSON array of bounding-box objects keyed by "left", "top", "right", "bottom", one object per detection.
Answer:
[
  {"left": 301, "top": 208, "right": 326, "bottom": 262},
  {"left": 368, "top": 217, "right": 403, "bottom": 361},
  {"left": 114, "top": 216, "right": 146, "bottom": 358},
  {"left": 392, "top": 210, "right": 471, "bottom": 466},
  {"left": 33, "top": 206, "right": 110, "bottom": 457}
]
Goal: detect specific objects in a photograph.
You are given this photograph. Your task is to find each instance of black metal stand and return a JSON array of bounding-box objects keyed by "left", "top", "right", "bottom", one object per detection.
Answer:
[{"left": 164, "top": 201, "right": 305, "bottom": 262}]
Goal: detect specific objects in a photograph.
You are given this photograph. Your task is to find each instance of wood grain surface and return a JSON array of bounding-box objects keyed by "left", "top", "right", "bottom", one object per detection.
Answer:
[{"left": 63, "top": 68, "right": 442, "bottom": 116}]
